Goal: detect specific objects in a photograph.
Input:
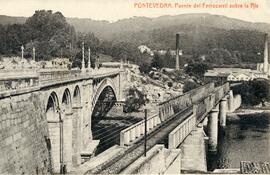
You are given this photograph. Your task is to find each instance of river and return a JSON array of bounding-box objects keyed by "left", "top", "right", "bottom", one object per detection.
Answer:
[{"left": 207, "top": 111, "right": 270, "bottom": 171}]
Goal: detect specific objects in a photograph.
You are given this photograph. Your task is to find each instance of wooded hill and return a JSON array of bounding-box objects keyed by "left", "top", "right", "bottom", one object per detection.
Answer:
[{"left": 0, "top": 12, "right": 269, "bottom": 67}]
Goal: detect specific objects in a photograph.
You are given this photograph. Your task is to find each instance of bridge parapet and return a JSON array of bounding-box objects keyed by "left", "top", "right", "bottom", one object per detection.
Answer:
[
  {"left": 0, "top": 68, "right": 122, "bottom": 98},
  {"left": 120, "top": 82, "right": 230, "bottom": 148},
  {"left": 39, "top": 69, "right": 83, "bottom": 87},
  {"left": 158, "top": 83, "right": 215, "bottom": 122},
  {"left": 214, "top": 83, "right": 230, "bottom": 104},
  {"left": 0, "top": 70, "right": 39, "bottom": 97},
  {"left": 167, "top": 82, "right": 230, "bottom": 149},
  {"left": 120, "top": 113, "right": 161, "bottom": 146},
  {"left": 168, "top": 107, "right": 196, "bottom": 149}
]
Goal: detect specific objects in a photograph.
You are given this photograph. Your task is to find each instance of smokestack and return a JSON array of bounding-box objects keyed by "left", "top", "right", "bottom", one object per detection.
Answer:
[
  {"left": 176, "top": 33, "right": 180, "bottom": 70},
  {"left": 264, "top": 34, "right": 269, "bottom": 74}
]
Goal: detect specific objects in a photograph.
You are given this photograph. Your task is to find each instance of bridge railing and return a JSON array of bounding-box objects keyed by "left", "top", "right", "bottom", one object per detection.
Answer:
[
  {"left": 119, "top": 82, "right": 230, "bottom": 148},
  {"left": 91, "top": 69, "right": 121, "bottom": 78},
  {"left": 39, "top": 69, "right": 83, "bottom": 86},
  {"left": 0, "top": 69, "right": 39, "bottom": 94},
  {"left": 195, "top": 82, "right": 229, "bottom": 122},
  {"left": 168, "top": 107, "right": 196, "bottom": 149},
  {"left": 167, "top": 83, "right": 230, "bottom": 149},
  {"left": 158, "top": 83, "right": 215, "bottom": 122},
  {"left": 0, "top": 68, "right": 122, "bottom": 98},
  {"left": 120, "top": 113, "right": 161, "bottom": 146},
  {"left": 214, "top": 82, "right": 230, "bottom": 104}
]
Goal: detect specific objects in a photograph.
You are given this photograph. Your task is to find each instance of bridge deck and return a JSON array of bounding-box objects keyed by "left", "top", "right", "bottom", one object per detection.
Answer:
[
  {"left": 89, "top": 107, "right": 193, "bottom": 174},
  {"left": 0, "top": 68, "right": 121, "bottom": 98}
]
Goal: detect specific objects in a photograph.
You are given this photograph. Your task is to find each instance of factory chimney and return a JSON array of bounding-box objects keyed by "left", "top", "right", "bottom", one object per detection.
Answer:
[
  {"left": 176, "top": 33, "right": 180, "bottom": 70},
  {"left": 263, "top": 33, "right": 269, "bottom": 74}
]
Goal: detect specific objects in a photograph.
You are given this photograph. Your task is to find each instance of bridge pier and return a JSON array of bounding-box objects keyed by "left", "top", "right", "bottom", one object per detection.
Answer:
[
  {"left": 219, "top": 97, "right": 227, "bottom": 127},
  {"left": 72, "top": 106, "right": 83, "bottom": 167},
  {"left": 228, "top": 90, "right": 234, "bottom": 112},
  {"left": 208, "top": 105, "right": 219, "bottom": 152},
  {"left": 63, "top": 112, "right": 73, "bottom": 172}
]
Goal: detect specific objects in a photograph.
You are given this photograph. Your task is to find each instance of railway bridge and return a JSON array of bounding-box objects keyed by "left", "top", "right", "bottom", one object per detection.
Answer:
[
  {"left": 0, "top": 62, "right": 242, "bottom": 174},
  {"left": 86, "top": 82, "right": 241, "bottom": 174}
]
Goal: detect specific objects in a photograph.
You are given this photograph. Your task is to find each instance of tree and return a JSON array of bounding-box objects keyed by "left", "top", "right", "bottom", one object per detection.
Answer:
[
  {"left": 183, "top": 80, "right": 199, "bottom": 93},
  {"left": 231, "top": 80, "right": 269, "bottom": 106},
  {"left": 123, "top": 88, "right": 146, "bottom": 113},
  {"left": 184, "top": 62, "right": 208, "bottom": 78},
  {"left": 151, "top": 54, "right": 162, "bottom": 69},
  {"left": 24, "top": 10, "right": 77, "bottom": 60}
]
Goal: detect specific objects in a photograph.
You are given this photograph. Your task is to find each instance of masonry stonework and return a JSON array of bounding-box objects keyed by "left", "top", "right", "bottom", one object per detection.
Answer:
[{"left": 0, "top": 92, "right": 50, "bottom": 174}]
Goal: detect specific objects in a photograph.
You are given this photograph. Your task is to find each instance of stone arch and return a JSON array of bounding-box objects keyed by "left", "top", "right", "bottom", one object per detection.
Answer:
[
  {"left": 90, "top": 79, "right": 118, "bottom": 155},
  {"left": 46, "top": 92, "right": 59, "bottom": 121},
  {"left": 91, "top": 78, "right": 117, "bottom": 113},
  {"left": 45, "top": 92, "right": 61, "bottom": 173},
  {"left": 61, "top": 88, "right": 72, "bottom": 114},
  {"left": 73, "top": 86, "right": 81, "bottom": 107}
]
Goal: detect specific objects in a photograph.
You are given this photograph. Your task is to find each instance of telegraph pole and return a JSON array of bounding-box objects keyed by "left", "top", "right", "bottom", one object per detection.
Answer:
[{"left": 144, "top": 108, "right": 147, "bottom": 157}]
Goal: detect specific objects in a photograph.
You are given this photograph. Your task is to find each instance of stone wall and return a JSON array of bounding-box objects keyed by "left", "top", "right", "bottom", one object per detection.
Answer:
[
  {"left": 121, "top": 145, "right": 181, "bottom": 174},
  {"left": 0, "top": 92, "right": 51, "bottom": 174}
]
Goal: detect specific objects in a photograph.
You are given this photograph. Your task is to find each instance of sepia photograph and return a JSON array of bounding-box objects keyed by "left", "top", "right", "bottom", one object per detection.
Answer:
[{"left": 0, "top": 0, "right": 270, "bottom": 174}]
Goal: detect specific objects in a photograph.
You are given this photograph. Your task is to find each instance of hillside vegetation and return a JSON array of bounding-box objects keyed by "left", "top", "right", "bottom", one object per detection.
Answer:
[{"left": 0, "top": 12, "right": 269, "bottom": 67}]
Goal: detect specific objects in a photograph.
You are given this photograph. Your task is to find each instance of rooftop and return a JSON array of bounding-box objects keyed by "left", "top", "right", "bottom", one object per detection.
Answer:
[{"left": 240, "top": 161, "right": 270, "bottom": 174}]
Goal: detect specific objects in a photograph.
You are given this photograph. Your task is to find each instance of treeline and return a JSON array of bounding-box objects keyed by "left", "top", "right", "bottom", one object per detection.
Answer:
[
  {"left": 231, "top": 80, "right": 270, "bottom": 106},
  {"left": 0, "top": 10, "right": 142, "bottom": 67},
  {"left": 0, "top": 10, "right": 267, "bottom": 69},
  {"left": 116, "top": 24, "right": 266, "bottom": 65},
  {"left": 0, "top": 10, "right": 76, "bottom": 60}
]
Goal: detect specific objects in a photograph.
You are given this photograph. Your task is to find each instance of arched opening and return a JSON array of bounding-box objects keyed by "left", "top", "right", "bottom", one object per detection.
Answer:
[
  {"left": 45, "top": 92, "right": 60, "bottom": 173},
  {"left": 73, "top": 86, "right": 81, "bottom": 107},
  {"left": 46, "top": 92, "right": 59, "bottom": 120},
  {"left": 91, "top": 85, "right": 119, "bottom": 154},
  {"left": 92, "top": 86, "right": 116, "bottom": 118},
  {"left": 62, "top": 89, "right": 72, "bottom": 114},
  {"left": 90, "top": 82, "right": 142, "bottom": 155}
]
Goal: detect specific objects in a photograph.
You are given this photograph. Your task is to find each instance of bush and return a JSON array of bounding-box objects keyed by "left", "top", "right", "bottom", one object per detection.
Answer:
[
  {"left": 139, "top": 62, "right": 152, "bottom": 74},
  {"left": 231, "top": 80, "right": 269, "bottom": 106},
  {"left": 184, "top": 63, "right": 208, "bottom": 78},
  {"left": 183, "top": 80, "right": 199, "bottom": 93},
  {"left": 123, "top": 88, "right": 147, "bottom": 113},
  {"left": 167, "top": 81, "right": 173, "bottom": 88}
]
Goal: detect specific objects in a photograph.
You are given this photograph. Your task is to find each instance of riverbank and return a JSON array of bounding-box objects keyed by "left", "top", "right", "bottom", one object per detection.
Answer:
[
  {"left": 208, "top": 109, "right": 270, "bottom": 170},
  {"left": 228, "top": 108, "right": 270, "bottom": 116}
]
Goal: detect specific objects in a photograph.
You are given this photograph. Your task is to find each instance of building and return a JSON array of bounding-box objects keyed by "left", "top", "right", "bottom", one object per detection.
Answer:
[
  {"left": 205, "top": 34, "right": 269, "bottom": 82},
  {"left": 205, "top": 68, "right": 268, "bottom": 82}
]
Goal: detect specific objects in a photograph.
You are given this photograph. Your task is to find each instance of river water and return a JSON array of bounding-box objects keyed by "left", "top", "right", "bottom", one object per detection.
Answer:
[{"left": 207, "top": 112, "right": 270, "bottom": 171}]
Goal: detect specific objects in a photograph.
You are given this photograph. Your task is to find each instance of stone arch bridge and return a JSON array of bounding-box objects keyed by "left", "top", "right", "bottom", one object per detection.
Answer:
[{"left": 0, "top": 67, "right": 127, "bottom": 174}]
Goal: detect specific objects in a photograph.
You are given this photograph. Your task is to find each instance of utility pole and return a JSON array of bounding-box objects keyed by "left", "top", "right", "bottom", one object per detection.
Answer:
[
  {"left": 57, "top": 107, "right": 66, "bottom": 174},
  {"left": 144, "top": 108, "right": 147, "bottom": 157}
]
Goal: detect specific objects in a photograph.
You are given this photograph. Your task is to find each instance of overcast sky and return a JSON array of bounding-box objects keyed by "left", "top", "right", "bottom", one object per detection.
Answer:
[{"left": 0, "top": 0, "right": 269, "bottom": 23}]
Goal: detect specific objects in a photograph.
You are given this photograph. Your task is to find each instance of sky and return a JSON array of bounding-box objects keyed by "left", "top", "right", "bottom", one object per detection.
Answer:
[{"left": 0, "top": 0, "right": 269, "bottom": 23}]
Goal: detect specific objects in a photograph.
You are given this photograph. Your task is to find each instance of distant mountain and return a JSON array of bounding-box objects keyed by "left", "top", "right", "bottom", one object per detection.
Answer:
[
  {"left": 1, "top": 13, "right": 270, "bottom": 41},
  {"left": 0, "top": 15, "right": 26, "bottom": 25},
  {"left": 68, "top": 13, "right": 270, "bottom": 42},
  {"left": 0, "top": 13, "right": 269, "bottom": 64}
]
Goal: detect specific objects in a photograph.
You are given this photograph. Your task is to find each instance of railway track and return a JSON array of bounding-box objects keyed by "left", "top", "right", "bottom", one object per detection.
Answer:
[{"left": 89, "top": 107, "right": 193, "bottom": 174}]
